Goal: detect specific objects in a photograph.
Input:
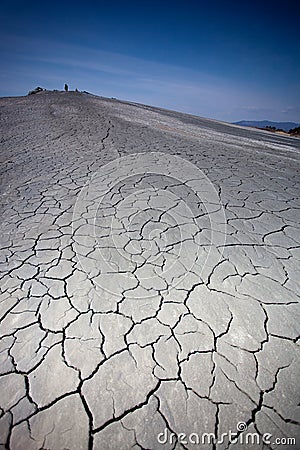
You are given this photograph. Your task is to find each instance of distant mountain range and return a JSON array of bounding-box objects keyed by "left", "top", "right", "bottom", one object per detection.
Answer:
[{"left": 233, "top": 120, "right": 299, "bottom": 132}]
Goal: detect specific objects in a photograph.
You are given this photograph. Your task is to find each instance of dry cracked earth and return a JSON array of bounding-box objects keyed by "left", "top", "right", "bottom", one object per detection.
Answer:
[{"left": 0, "top": 92, "right": 299, "bottom": 450}]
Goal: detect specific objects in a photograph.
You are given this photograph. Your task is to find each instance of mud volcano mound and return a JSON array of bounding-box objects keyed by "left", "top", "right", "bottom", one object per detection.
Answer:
[{"left": 1, "top": 91, "right": 299, "bottom": 449}]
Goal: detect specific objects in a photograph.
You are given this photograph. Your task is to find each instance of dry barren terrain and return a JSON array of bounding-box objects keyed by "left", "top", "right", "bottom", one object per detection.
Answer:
[{"left": 0, "top": 92, "right": 299, "bottom": 449}]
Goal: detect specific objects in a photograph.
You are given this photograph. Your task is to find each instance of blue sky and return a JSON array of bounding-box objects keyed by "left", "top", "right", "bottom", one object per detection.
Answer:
[{"left": 1, "top": 0, "right": 300, "bottom": 122}]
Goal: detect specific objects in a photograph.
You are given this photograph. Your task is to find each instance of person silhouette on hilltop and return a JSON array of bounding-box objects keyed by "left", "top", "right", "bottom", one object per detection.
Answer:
[{"left": 64, "top": 83, "right": 68, "bottom": 92}]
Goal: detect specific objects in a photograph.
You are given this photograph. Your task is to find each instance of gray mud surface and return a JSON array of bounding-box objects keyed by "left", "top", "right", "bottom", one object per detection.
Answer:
[{"left": 0, "top": 92, "right": 299, "bottom": 449}]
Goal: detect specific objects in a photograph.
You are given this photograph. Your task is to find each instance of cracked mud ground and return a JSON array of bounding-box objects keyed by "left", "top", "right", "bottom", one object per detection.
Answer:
[{"left": 0, "top": 92, "right": 299, "bottom": 450}]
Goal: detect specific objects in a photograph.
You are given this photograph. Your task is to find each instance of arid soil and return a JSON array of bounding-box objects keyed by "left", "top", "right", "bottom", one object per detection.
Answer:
[{"left": 1, "top": 92, "right": 299, "bottom": 449}]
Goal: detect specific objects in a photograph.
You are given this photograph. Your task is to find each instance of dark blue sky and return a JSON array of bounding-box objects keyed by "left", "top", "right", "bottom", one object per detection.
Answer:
[{"left": 1, "top": 0, "right": 300, "bottom": 122}]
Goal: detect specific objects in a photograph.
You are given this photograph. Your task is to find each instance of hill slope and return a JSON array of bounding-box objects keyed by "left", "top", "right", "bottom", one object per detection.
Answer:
[{"left": 1, "top": 91, "right": 300, "bottom": 449}]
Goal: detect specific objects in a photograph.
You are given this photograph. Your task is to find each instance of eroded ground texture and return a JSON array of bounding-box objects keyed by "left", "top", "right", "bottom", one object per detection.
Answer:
[{"left": 0, "top": 92, "right": 299, "bottom": 450}]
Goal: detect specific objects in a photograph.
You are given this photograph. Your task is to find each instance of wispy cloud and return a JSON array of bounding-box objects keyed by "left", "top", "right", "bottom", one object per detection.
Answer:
[{"left": 281, "top": 106, "right": 300, "bottom": 114}]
